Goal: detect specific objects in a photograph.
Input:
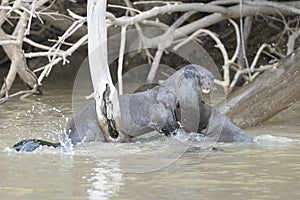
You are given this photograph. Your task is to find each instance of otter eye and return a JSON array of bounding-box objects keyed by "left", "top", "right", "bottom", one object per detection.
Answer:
[{"left": 184, "top": 69, "right": 193, "bottom": 78}]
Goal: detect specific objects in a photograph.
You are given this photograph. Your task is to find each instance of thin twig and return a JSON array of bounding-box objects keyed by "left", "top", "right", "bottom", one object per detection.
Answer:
[
  {"left": 239, "top": 0, "right": 251, "bottom": 80},
  {"left": 287, "top": 27, "right": 300, "bottom": 54},
  {"left": 140, "top": 19, "right": 169, "bottom": 28},
  {"left": 146, "top": 11, "right": 195, "bottom": 84},
  {"left": 229, "top": 70, "right": 242, "bottom": 90},
  {"left": 23, "top": 37, "right": 57, "bottom": 51},
  {"left": 3, "top": 77, "right": 8, "bottom": 97},
  {"left": 25, "top": 0, "right": 36, "bottom": 35},
  {"left": 0, "top": 88, "right": 38, "bottom": 104},
  {"left": 25, "top": 51, "right": 66, "bottom": 59},
  {"left": 133, "top": 1, "right": 182, "bottom": 5},
  {"left": 37, "top": 34, "right": 88, "bottom": 84},
  {"left": 108, "top": 4, "right": 141, "bottom": 14},
  {"left": 212, "top": 0, "right": 300, "bottom": 15},
  {"left": 117, "top": 25, "right": 127, "bottom": 95},
  {"left": 146, "top": 47, "right": 164, "bottom": 85},
  {"left": 228, "top": 19, "right": 240, "bottom": 63},
  {"left": 47, "top": 18, "right": 86, "bottom": 62},
  {"left": 123, "top": 0, "right": 151, "bottom": 61},
  {"left": 67, "top": 9, "right": 86, "bottom": 20},
  {"left": 0, "top": 40, "right": 19, "bottom": 45},
  {"left": 237, "top": 15, "right": 252, "bottom": 67},
  {"left": 107, "top": 3, "right": 229, "bottom": 26},
  {"left": 174, "top": 28, "right": 229, "bottom": 90},
  {"left": 244, "top": 0, "right": 300, "bottom": 15},
  {"left": 250, "top": 43, "right": 271, "bottom": 72}
]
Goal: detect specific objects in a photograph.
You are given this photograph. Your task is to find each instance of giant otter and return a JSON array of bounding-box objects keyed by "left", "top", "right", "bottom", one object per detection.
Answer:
[{"left": 12, "top": 64, "right": 253, "bottom": 152}]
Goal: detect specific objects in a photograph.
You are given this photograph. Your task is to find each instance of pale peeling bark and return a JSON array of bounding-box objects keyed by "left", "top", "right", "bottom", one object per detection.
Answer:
[{"left": 87, "top": 0, "right": 129, "bottom": 142}]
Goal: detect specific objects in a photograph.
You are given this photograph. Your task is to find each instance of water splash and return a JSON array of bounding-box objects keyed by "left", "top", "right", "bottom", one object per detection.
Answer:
[
  {"left": 58, "top": 130, "right": 74, "bottom": 154},
  {"left": 188, "top": 132, "right": 206, "bottom": 142},
  {"left": 254, "top": 134, "right": 299, "bottom": 146},
  {"left": 172, "top": 128, "right": 189, "bottom": 142},
  {"left": 3, "top": 146, "right": 16, "bottom": 153}
]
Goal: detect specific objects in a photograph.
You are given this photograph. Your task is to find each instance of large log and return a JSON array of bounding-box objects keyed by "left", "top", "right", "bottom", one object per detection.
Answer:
[{"left": 217, "top": 48, "right": 300, "bottom": 128}]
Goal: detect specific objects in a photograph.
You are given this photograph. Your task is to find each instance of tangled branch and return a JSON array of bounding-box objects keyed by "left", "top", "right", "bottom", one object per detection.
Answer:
[
  {"left": 0, "top": 0, "right": 87, "bottom": 103},
  {"left": 106, "top": 0, "right": 300, "bottom": 94},
  {"left": 1, "top": 0, "right": 300, "bottom": 103}
]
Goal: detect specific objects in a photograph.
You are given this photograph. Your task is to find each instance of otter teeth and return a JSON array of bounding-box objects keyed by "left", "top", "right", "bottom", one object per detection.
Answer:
[{"left": 202, "top": 88, "right": 210, "bottom": 94}]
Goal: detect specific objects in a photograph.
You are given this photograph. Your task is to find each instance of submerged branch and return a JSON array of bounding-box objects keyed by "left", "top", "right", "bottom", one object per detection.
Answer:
[{"left": 0, "top": 88, "right": 39, "bottom": 104}]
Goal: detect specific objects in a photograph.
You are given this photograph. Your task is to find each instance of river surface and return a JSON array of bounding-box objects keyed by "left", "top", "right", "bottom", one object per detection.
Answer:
[{"left": 0, "top": 76, "right": 300, "bottom": 200}]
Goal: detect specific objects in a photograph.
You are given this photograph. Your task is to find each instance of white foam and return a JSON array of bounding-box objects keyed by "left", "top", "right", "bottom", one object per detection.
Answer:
[{"left": 254, "top": 134, "right": 298, "bottom": 144}]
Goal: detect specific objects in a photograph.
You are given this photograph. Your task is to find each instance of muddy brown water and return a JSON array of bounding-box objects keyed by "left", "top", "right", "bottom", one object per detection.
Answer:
[{"left": 0, "top": 78, "right": 300, "bottom": 200}]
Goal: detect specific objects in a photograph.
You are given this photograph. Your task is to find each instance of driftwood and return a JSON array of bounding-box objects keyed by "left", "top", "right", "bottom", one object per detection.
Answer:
[{"left": 217, "top": 48, "right": 300, "bottom": 128}]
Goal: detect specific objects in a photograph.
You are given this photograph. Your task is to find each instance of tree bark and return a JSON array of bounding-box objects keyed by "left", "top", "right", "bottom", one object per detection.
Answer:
[
  {"left": 87, "top": 0, "right": 129, "bottom": 142},
  {"left": 217, "top": 48, "right": 300, "bottom": 128}
]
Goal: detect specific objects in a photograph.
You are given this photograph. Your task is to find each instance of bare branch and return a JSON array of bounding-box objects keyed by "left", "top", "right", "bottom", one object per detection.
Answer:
[
  {"left": 250, "top": 43, "right": 272, "bottom": 72},
  {"left": 175, "top": 28, "right": 230, "bottom": 85},
  {"left": 108, "top": 4, "right": 142, "bottom": 14},
  {"left": 25, "top": 0, "right": 37, "bottom": 35},
  {"left": 117, "top": 25, "right": 127, "bottom": 95},
  {"left": 287, "top": 28, "right": 300, "bottom": 54},
  {"left": 239, "top": 0, "right": 251, "bottom": 78},
  {"left": 0, "top": 40, "right": 19, "bottom": 45},
  {"left": 133, "top": 1, "right": 182, "bottom": 5},
  {"left": 47, "top": 17, "right": 86, "bottom": 63},
  {"left": 107, "top": 3, "right": 229, "bottom": 26},
  {"left": 244, "top": 0, "right": 300, "bottom": 15},
  {"left": 229, "top": 19, "right": 241, "bottom": 63},
  {"left": 146, "top": 11, "right": 195, "bottom": 84},
  {"left": 146, "top": 48, "right": 164, "bottom": 85},
  {"left": 0, "top": 88, "right": 38, "bottom": 104},
  {"left": 1, "top": 0, "right": 300, "bottom": 101},
  {"left": 37, "top": 34, "right": 87, "bottom": 83},
  {"left": 176, "top": 2, "right": 300, "bottom": 39}
]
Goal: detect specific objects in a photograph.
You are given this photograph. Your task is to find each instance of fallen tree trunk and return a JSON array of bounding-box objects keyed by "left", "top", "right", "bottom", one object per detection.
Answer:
[{"left": 217, "top": 48, "right": 300, "bottom": 128}]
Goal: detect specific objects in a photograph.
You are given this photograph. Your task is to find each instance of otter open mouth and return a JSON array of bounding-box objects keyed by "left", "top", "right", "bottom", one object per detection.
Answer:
[{"left": 201, "top": 86, "right": 211, "bottom": 94}]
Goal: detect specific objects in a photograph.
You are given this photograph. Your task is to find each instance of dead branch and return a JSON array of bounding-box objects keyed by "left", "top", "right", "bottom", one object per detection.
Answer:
[
  {"left": 37, "top": 34, "right": 87, "bottom": 85},
  {"left": 106, "top": 3, "right": 229, "bottom": 26},
  {"left": 1, "top": 0, "right": 300, "bottom": 104},
  {"left": 133, "top": 1, "right": 182, "bottom": 5},
  {"left": 146, "top": 11, "right": 195, "bottom": 84},
  {"left": 238, "top": 1, "right": 251, "bottom": 80},
  {"left": 287, "top": 28, "right": 300, "bottom": 54},
  {"left": 0, "top": 5, "right": 37, "bottom": 98},
  {"left": 47, "top": 17, "right": 86, "bottom": 63},
  {"left": 117, "top": 25, "right": 127, "bottom": 95},
  {"left": 0, "top": 0, "right": 88, "bottom": 101},
  {"left": 105, "top": 1, "right": 300, "bottom": 94},
  {"left": 0, "top": 88, "right": 39, "bottom": 104},
  {"left": 176, "top": 2, "right": 300, "bottom": 38}
]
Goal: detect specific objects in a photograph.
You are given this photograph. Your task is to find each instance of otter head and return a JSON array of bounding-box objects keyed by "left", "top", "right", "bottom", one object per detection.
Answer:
[{"left": 183, "top": 64, "right": 214, "bottom": 95}]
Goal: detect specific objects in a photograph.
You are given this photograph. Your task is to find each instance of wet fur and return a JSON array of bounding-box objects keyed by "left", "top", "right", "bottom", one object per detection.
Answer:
[{"left": 12, "top": 64, "right": 252, "bottom": 152}]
